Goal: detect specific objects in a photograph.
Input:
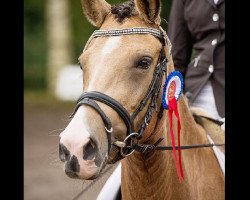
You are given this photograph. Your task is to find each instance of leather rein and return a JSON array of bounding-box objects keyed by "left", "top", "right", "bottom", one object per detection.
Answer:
[{"left": 71, "top": 27, "right": 224, "bottom": 161}]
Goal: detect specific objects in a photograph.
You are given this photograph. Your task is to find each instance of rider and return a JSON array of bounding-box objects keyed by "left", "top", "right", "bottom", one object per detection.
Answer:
[{"left": 167, "top": 0, "right": 225, "bottom": 124}]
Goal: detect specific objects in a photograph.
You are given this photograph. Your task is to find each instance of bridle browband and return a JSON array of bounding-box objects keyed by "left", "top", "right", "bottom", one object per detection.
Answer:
[{"left": 72, "top": 27, "right": 224, "bottom": 161}]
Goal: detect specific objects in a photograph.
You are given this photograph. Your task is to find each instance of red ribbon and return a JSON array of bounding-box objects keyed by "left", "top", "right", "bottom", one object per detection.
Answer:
[{"left": 168, "top": 97, "right": 184, "bottom": 182}]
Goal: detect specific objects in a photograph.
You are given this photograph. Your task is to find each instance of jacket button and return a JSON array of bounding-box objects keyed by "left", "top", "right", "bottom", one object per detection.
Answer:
[
  {"left": 208, "top": 65, "right": 214, "bottom": 73},
  {"left": 185, "top": 91, "right": 192, "bottom": 99},
  {"left": 213, "top": 13, "right": 219, "bottom": 21},
  {"left": 211, "top": 39, "right": 217, "bottom": 46}
]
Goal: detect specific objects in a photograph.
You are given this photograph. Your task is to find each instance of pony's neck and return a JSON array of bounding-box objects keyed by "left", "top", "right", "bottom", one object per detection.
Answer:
[
  {"left": 121, "top": 108, "right": 190, "bottom": 199},
  {"left": 121, "top": 97, "right": 225, "bottom": 200}
]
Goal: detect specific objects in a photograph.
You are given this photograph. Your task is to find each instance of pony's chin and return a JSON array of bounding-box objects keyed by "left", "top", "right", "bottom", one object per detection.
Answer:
[
  {"left": 84, "top": 173, "right": 100, "bottom": 180},
  {"left": 76, "top": 170, "right": 103, "bottom": 180},
  {"left": 71, "top": 170, "right": 100, "bottom": 180},
  {"left": 78, "top": 161, "right": 107, "bottom": 180}
]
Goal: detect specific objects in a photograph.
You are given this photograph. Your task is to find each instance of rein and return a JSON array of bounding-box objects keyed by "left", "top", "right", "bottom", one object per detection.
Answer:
[
  {"left": 114, "top": 110, "right": 224, "bottom": 158},
  {"left": 72, "top": 27, "right": 224, "bottom": 162},
  {"left": 134, "top": 139, "right": 225, "bottom": 158}
]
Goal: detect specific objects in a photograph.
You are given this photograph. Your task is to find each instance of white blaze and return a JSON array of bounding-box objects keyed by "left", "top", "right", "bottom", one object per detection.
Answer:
[
  {"left": 60, "top": 106, "right": 90, "bottom": 155},
  {"left": 59, "top": 37, "right": 123, "bottom": 178},
  {"left": 87, "top": 36, "right": 121, "bottom": 91},
  {"left": 60, "top": 37, "right": 121, "bottom": 147},
  {"left": 101, "top": 36, "right": 121, "bottom": 55}
]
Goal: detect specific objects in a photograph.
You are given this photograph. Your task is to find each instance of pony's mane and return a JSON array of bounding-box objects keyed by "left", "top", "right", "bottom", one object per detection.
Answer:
[{"left": 111, "top": 0, "right": 137, "bottom": 23}]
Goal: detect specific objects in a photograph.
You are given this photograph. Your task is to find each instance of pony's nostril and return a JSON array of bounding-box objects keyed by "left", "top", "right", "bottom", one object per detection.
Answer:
[
  {"left": 65, "top": 155, "right": 80, "bottom": 178},
  {"left": 83, "top": 138, "right": 97, "bottom": 160},
  {"left": 59, "top": 143, "right": 70, "bottom": 162}
]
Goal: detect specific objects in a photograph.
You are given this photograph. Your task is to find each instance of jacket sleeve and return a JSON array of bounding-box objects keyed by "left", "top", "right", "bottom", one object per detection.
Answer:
[{"left": 167, "top": 0, "right": 193, "bottom": 77}]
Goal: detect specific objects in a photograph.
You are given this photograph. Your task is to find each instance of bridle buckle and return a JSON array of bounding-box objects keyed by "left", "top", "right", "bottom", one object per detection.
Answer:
[
  {"left": 120, "top": 132, "right": 139, "bottom": 157},
  {"left": 105, "top": 126, "right": 113, "bottom": 133}
]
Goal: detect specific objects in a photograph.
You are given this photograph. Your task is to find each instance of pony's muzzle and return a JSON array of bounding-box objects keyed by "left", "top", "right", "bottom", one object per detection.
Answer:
[
  {"left": 59, "top": 138, "right": 99, "bottom": 162},
  {"left": 59, "top": 134, "right": 105, "bottom": 178},
  {"left": 58, "top": 105, "right": 110, "bottom": 179}
]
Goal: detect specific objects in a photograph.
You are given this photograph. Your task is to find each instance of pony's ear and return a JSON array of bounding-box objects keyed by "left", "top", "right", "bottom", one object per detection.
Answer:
[
  {"left": 134, "top": 0, "right": 161, "bottom": 24},
  {"left": 81, "top": 0, "right": 111, "bottom": 27}
]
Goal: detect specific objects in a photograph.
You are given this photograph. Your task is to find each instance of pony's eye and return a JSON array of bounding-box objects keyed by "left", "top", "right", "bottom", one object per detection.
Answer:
[{"left": 137, "top": 57, "right": 153, "bottom": 70}]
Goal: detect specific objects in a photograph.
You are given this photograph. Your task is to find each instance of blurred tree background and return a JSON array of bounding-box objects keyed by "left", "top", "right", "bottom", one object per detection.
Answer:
[
  {"left": 24, "top": 0, "right": 172, "bottom": 92},
  {"left": 24, "top": 0, "right": 47, "bottom": 89}
]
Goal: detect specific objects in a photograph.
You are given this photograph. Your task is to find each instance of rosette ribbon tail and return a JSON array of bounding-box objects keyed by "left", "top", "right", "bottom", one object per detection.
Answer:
[{"left": 168, "top": 97, "right": 184, "bottom": 182}]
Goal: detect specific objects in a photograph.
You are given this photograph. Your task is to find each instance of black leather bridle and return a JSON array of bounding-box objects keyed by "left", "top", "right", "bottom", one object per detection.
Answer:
[{"left": 71, "top": 27, "right": 224, "bottom": 162}]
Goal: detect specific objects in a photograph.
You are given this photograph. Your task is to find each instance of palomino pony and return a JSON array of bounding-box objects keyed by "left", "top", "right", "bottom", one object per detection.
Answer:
[{"left": 59, "top": 0, "right": 225, "bottom": 199}]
